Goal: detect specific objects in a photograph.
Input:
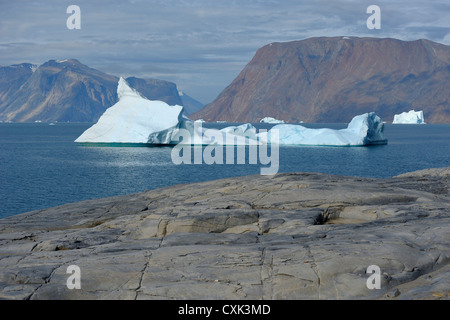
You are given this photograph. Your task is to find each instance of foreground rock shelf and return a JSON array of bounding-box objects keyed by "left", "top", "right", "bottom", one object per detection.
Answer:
[{"left": 0, "top": 167, "right": 449, "bottom": 300}]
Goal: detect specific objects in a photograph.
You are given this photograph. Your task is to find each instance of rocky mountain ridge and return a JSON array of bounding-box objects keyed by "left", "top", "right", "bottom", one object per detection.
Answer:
[
  {"left": 193, "top": 37, "right": 450, "bottom": 124},
  {"left": 0, "top": 59, "right": 203, "bottom": 122}
]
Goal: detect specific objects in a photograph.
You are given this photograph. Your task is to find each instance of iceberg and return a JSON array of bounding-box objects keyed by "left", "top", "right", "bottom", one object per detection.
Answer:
[
  {"left": 147, "top": 121, "right": 260, "bottom": 146},
  {"left": 75, "top": 77, "right": 184, "bottom": 143},
  {"left": 150, "top": 112, "right": 387, "bottom": 146},
  {"left": 260, "top": 117, "right": 285, "bottom": 124},
  {"left": 258, "top": 112, "right": 387, "bottom": 146},
  {"left": 75, "top": 78, "right": 387, "bottom": 147},
  {"left": 219, "top": 123, "right": 258, "bottom": 141},
  {"left": 392, "top": 110, "right": 426, "bottom": 124}
]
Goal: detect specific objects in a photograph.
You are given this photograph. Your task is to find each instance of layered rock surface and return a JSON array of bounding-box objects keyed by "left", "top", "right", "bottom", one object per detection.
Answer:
[{"left": 0, "top": 167, "right": 449, "bottom": 300}]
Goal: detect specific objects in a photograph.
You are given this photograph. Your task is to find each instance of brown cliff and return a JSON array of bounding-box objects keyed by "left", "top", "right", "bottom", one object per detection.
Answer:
[{"left": 193, "top": 37, "right": 450, "bottom": 123}]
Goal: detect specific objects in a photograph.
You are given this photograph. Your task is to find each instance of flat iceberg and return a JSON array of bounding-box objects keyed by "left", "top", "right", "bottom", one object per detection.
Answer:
[
  {"left": 75, "top": 77, "right": 184, "bottom": 143},
  {"left": 147, "top": 121, "right": 260, "bottom": 146},
  {"left": 392, "top": 110, "right": 426, "bottom": 124},
  {"left": 151, "top": 112, "right": 387, "bottom": 146},
  {"left": 260, "top": 117, "right": 285, "bottom": 124},
  {"left": 258, "top": 112, "right": 387, "bottom": 146}
]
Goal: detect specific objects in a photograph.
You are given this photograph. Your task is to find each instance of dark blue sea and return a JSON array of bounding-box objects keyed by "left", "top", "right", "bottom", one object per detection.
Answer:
[{"left": 1, "top": 122, "right": 449, "bottom": 219}]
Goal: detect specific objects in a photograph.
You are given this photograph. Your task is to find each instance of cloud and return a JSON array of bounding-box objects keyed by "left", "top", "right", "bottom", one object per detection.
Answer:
[{"left": 0, "top": 0, "right": 449, "bottom": 103}]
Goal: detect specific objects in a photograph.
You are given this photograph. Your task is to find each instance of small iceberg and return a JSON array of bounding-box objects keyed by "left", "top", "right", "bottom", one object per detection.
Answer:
[
  {"left": 260, "top": 117, "right": 285, "bottom": 124},
  {"left": 392, "top": 110, "right": 426, "bottom": 124}
]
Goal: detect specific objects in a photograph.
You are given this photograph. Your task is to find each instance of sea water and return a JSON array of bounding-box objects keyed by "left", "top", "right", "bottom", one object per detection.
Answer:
[{"left": 0, "top": 122, "right": 449, "bottom": 219}]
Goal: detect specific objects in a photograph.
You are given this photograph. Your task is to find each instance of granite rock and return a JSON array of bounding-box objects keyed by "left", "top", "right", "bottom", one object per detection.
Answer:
[{"left": 0, "top": 168, "right": 449, "bottom": 300}]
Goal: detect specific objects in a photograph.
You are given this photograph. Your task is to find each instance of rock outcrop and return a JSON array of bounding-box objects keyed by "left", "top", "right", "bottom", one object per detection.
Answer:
[
  {"left": 193, "top": 37, "right": 450, "bottom": 124},
  {"left": 0, "top": 167, "right": 449, "bottom": 300}
]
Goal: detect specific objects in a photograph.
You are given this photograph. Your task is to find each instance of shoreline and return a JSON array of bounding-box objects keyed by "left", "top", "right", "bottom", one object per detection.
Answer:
[{"left": 0, "top": 167, "right": 449, "bottom": 300}]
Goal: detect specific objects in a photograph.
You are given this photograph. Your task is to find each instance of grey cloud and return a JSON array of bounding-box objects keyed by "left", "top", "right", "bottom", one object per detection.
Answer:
[{"left": 0, "top": 0, "right": 449, "bottom": 103}]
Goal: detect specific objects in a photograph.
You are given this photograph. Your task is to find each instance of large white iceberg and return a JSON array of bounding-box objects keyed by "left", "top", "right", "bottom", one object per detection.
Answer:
[
  {"left": 75, "top": 78, "right": 256, "bottom": 145},
  {"left": 75, "top": 78, "right": 387, "bottom": 147},
  {"left": 258, "top": 112, "right": 387, "bottom": 146},
  {"left": 260, "top": 117, "right": 285, "bottom": 124},
  {"left": 75, "top": 77, "right": 184, "bottom": 143},
  {"left": 392, "top": 110, "right": 426, "bottom": 124}
]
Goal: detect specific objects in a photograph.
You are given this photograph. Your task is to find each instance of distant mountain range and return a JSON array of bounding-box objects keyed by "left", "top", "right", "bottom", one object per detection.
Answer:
[
  {"left": 3, "top": 37, "right": 449, "bottom": 124},
  {"left": 0, "top": 59, "right": 204, "bottom": 122},
  {"left": 193, "top": 37, "right": 450, "bottom": 124}
]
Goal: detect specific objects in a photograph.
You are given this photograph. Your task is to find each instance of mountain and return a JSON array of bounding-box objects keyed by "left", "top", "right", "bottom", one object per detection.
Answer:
[
  {"left": 0, "top": 63, "right": 37, "bottom": 104},
  {"left": 0, "top": 60, "right": 118, "bottom": 122},
  {"left": 192, "top": 37, "right": 450, "bottom": 124},
  {"left": 125, "top": 77, "right": 182, "bottom": 107},
  {"left": 0, "top": 59, "right": 201, "bottom": 123},
  {"left": 178, "top": 90, "right": 204, "bottom": 116}
]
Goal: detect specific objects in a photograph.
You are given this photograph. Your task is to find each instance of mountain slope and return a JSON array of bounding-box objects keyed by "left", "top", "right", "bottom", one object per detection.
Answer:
[
  {"left": 0, "top": 60, "right": 118, "bottom": 122},
  {"left": 125, "top": 77, "right": 182, "bottom": 107},
  {"left": 178, "top": 90, "right": 204, "bottom": 116},
  {"left": 0, "top": 59, "right": 197, "bottom": 123},
  {"left": 193, "top": 37, "right": 450, "bottom": 124}
]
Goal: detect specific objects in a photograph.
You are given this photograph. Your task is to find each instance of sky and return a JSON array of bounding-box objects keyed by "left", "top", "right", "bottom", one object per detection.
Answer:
[{"left": 0, "top": 0, "right": 449, "bottom": 104}]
